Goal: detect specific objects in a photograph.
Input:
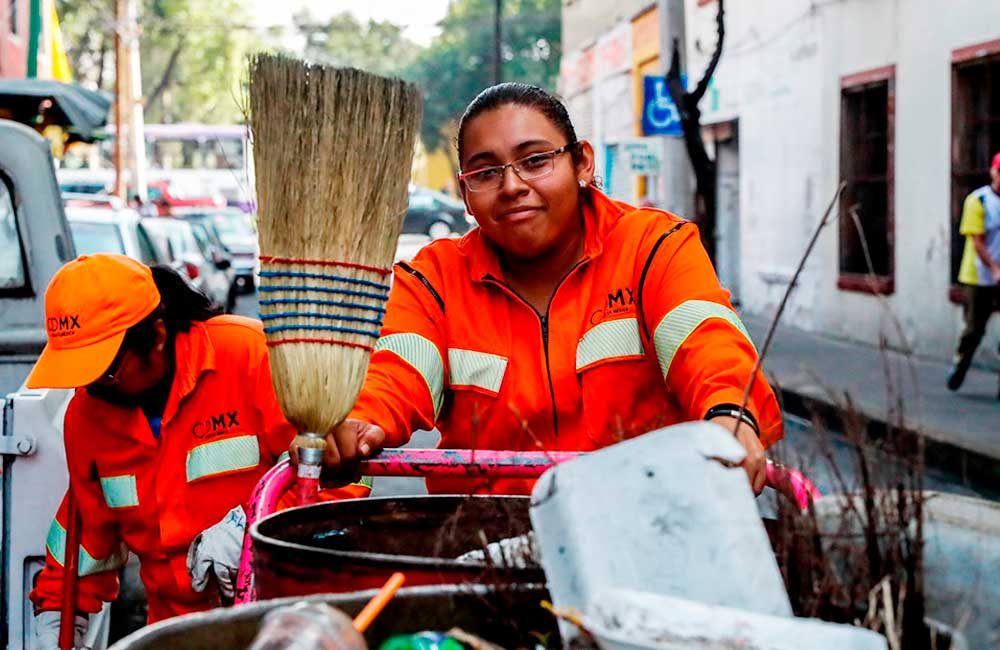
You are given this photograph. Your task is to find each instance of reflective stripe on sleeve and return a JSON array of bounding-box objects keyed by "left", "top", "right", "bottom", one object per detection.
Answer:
[
  {"left": 99, "top": 474, "right": 139, "bottom": 509},
  {"left": 186, "top": 435, "right": 260, "bottom": 482},
  {"left": 448, "top": 348, "right": 508, "bottom": 393},
  {"left": 576, "top": 317, "right": 644, "bottom": 371},
  {"left": 375, "top": 333, "right": 445, "bottom": 417},
  {"left": 653, "top": 300, "right": 755, "bottom": 378},
  {"left": 45, "top": 519, "right": 128, "bottom": 576}
]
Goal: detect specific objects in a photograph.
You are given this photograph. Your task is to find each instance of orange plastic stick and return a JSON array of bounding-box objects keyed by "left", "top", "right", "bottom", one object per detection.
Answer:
[{"left": 353, "top": 572, "right": 405, "bottom": 632}]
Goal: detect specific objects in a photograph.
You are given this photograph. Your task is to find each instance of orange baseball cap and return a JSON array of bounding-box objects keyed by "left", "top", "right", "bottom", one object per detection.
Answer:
[{"left": 26, "top": 254, "right": 161, "bottom": 389}]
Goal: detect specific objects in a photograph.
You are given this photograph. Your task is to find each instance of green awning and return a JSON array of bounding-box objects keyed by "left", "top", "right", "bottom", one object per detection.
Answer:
[{"left": 0, "top": 79, "right": 112, "bottom": 143}]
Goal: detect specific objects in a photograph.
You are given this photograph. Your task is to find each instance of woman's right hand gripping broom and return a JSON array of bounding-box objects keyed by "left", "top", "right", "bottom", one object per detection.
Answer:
[{"left": 289, "top": 419, "right": 386, "bottom": 472}]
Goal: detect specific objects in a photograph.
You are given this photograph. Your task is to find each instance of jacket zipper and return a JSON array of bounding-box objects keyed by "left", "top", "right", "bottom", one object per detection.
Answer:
[{"left": 484, "top": 259, "right": 588, "bottom": 437}]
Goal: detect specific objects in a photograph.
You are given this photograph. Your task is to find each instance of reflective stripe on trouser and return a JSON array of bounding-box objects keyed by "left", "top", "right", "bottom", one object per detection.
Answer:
[
  {"left": 448, "top": 348, "right": 508, "bottom": 393},
  {"left": 576, "top": 317, "right": 644, "bottom": 371},
  {"left": 186, "top": 435, "right": 260, "bottom": 482},
  {"left": 45, "top": 519, "right": 128, "bottom": 576},
  {"left": 376, "top": 333, "right": 445, "bottom": 416},
  {"left": 653, "top": 300, "right": 755, "bottom": 378}
]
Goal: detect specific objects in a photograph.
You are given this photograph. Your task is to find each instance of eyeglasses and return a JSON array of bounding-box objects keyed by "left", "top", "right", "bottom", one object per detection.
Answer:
[{"left": 459, "top": 143, "right": 577, "bottom": 192}]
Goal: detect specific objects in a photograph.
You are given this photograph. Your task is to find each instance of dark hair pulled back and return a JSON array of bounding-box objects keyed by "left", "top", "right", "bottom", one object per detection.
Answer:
[
  {"left": 457, "top": 82, "right": 582, "bottom": 167},
  {"left": 121, "top": 265, "right": 221, "bottom": 356}
]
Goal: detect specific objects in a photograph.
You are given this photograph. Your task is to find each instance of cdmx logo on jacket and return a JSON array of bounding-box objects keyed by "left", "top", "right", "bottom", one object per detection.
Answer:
[
  {"left": 590, "top": 286, "right": 636, "bottom": 325},
  {"left": 192, "top": 411, "right": 240, "bottom": 439},
  {"left": 47, "top": 314, "right": 81, "bottom": 337}
]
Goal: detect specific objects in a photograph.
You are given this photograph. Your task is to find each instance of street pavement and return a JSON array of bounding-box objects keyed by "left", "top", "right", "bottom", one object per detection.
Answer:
[{"left": 743, "top": 313, "right": 1000, "bottom": 463}]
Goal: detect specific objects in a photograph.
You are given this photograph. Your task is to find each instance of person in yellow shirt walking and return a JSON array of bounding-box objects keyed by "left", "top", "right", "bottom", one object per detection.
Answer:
[{"left": 948, "top": 152, "right": 1000, "bottom": 396}]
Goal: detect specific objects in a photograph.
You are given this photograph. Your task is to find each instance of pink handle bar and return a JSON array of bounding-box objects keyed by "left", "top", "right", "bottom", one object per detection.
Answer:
[
  {"left": 765, "top": 461, "right": 822, "bottom": 510},
  {"left": 234, "top": 450, "right": 820, "bottom": 605},
  {"left": 360, "top": 451, "right": 821, "bottom": 510},
  {"left": 358, "top": 448, "right": 581, "bottom": 478},
  {"left": 234, "top": 458, "right": 296, "bottom": 604}
]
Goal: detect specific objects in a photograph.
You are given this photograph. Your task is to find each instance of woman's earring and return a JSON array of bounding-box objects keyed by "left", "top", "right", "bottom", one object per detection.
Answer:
[{"left": 578, "top": 179, "right": 587, "bottom": 188}]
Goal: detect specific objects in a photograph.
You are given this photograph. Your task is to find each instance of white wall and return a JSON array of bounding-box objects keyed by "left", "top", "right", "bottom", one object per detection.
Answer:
[
  {"left": 684, "top": 0, "right": 1000, "bottom": 364},
  {"left": 561, "top": 0, "right": 653, "bottom": 53}
]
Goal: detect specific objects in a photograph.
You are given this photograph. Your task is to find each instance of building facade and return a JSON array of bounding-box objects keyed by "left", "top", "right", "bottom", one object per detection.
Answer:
[
  {"left": 1, "top": 0, "right": 30, "bottom": 77},
  {"left": 561, "top": 0, "right": 1000, "bottom": 366}
]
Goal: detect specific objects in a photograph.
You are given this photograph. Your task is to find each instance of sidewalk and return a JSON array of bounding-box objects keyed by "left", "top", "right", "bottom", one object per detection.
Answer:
[{"left": 743, "top": 314, "right": 1000, "bottom": 463}]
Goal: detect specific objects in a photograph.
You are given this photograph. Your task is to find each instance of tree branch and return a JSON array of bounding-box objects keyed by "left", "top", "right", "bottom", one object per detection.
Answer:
[
  {"left": 145, "top": 38, "right": 184, "bottom": 110},
  {"left": 691, "top": 0, "right": 724, "bottom": 103},
  {"left": 96, "top": 34, "right": 109, "bottom": 90}
]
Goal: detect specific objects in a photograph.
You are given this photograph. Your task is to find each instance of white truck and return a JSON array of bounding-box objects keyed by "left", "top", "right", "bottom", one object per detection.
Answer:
[{"left": 0, "top": 119, "right": 121, "bottom": 649}]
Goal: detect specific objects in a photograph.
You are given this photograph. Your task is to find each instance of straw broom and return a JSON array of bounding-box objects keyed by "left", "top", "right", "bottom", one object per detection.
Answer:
[{"left": 248, "top": 54, "right": 421, "bottom": 498}]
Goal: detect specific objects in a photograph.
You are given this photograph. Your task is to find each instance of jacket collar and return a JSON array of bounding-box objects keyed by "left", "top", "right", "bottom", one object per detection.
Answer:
[
  {"left": 77, "top": 321, "right": 217, "bottom": 444},
  {"left": 162, "top": 321, "right": 216, "bottom": 424},
  {"left": 457, "top": 187, "right": 630, "bottom": 282}
]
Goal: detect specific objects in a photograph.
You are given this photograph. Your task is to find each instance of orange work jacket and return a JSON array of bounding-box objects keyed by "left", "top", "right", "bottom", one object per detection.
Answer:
[
  {"left": 350, "top": 188, "right": 783, "bottom": 494},
  {"left": 30, "top": 315, "right": 369, "bottom": 623}
]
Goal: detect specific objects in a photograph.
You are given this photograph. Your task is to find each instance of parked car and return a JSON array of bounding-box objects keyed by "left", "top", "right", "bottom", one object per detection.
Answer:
[
  {"left": 62, "top": 191, "right": 126, "bottom": 210},
  {"left": 0, "top": 119, "right": 122, "bottom": 650},
  {"left": 193, "top": 208, "right": 259, "bottom": 293},
  {"left": 187, "top": 220, "right": 238, "bottom": 311},
  {"left": 148, "top": 177, "right": 226, "bottom": 216},
  {"left": 64, "top": 206, "right": 165, "bottom": 268},
  {"left": 404, "top": 187, "right": 474, "bottom": 238},
  {"left": 59, "top": 179, "right": 111, "bottom": 195},
  {"left": 140, "top": 216, "right": 236, "bottom": 312},
  {"left": 56, "top": 167, "right": 115, "bottom": 197}
]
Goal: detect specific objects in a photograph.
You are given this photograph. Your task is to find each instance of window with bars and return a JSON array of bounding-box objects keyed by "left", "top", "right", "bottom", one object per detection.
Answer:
[
  {"left": 950, "top": 45, "right": 1000, "bottom": 294},
  {"left": 838, "top": 67, "right": 895, "bottom": 294}
]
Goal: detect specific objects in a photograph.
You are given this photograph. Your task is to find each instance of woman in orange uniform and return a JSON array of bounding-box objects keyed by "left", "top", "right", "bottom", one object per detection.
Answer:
[
  {"left": 26, "top": 254, "right": 368, "bottom": 647},
  {"left": 317, "top": 82, "right": 783, "bottom": 495}
]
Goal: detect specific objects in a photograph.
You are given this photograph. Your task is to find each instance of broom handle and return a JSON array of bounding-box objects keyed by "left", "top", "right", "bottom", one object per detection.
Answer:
[{"left": 59, "top": 487, "right": 82, "bottom": 650}]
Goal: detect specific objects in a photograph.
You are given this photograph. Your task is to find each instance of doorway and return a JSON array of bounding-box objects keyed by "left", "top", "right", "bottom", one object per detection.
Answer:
[{"left": 714, "top": 121, "right": 741, "bottom": 306}]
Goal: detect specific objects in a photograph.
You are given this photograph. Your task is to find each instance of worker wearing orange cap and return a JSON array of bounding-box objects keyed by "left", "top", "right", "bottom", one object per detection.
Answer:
[{"left": 27, "top": 254, "right": 369, "bottom": 646}]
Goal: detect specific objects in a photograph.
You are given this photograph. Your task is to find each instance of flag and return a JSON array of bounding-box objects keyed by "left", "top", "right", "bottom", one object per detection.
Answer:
[{"left": 49, "top": 0, "right": 73, "bottom": 83}]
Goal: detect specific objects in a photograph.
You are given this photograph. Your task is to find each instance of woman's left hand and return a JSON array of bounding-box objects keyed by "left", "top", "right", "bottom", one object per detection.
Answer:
[{"left": 709, "top": 415, "right": 767, "bottom": 495}]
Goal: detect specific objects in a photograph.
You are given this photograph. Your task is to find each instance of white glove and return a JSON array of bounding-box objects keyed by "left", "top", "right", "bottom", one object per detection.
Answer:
[
  {"left": 34, "top": 610, "right": 88, "bottom": 649},
  {"left": 186, "top": 505, "right": 246, "bottom": 599}
]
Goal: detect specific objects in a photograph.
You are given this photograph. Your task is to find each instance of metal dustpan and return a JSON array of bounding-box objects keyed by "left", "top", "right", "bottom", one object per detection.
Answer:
[{"left": 529, "top": 422, "right": 792, "bottom": 633}]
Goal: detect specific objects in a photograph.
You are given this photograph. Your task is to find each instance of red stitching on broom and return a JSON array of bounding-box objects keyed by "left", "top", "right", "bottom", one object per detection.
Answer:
[
  {"left": 260, "top": 256, "right": 391, "bottom": 277},
  {"left": 266, "top": 338, "right": 375, "bottom": 353}
]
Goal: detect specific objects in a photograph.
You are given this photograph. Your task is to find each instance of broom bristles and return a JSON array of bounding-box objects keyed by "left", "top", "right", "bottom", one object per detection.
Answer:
[{"left": 249, "top": 54, "right": 422, "bottom": 436}]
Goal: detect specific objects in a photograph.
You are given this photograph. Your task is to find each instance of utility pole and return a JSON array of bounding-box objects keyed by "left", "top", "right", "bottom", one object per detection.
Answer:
[
  {"left": 656, "top": 0, "right": 694, "bottom": 219},
  {"left": 113, "top": 0, "right": 147, "bottom": 200},
  {"left": 114, "top": 0, "right": 126, "bottom": 199},
  {"left": 124, "top": 0, "right": 147, "bottom": 200},
  {"left": 493, "top": 0, "right": 502, "bottom": 85}
]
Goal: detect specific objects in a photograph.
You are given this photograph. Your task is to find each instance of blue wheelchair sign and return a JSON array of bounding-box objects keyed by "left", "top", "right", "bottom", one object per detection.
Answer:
[{"left": 642, "top": 75, "right": 684, "bottom": 137}]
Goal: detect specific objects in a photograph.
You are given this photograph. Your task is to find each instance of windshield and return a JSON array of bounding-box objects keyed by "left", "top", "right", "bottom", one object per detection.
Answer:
[
  {"left": 69, "top": 221, "right": 126, "bottom": 256},
  {"left": 0, "top": 177, "right": 26, "bottom": 290},
  {"left": 213, "top": 213, "right": 255, "bottom": 238}
]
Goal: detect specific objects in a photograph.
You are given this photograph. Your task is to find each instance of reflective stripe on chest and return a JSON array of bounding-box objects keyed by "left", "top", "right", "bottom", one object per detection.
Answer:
[
  {"left": 186, "top": 435, "right": 260, "bottom": 482},
  {"left": 576, "top": 317, "right": 644, "bottom": 371},
  {"left": 448, "top": 348, "right": 508, "bottom": 393}
]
